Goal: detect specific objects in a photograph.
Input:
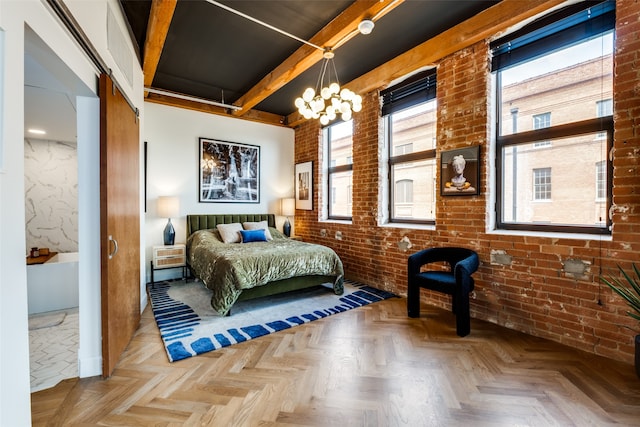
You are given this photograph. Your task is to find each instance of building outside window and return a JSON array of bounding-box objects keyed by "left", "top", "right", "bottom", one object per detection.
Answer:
[
  {"left": 492, "top": 1, "right": 614, "bottom": 234},
  {"left": 325, "top": 120, "right": 353, "bottom": 220},
  {"left": 381, "top": 70, "right": 437, "bottom": 223}
]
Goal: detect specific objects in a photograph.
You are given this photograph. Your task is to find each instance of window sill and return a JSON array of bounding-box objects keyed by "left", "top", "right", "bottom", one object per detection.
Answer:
[
  {"left": 320, "top": 219, "right": 352, "bottom": 225},
  {"left": 380, "top": 222, "right": 436, "bottom": 231},
  {"left": 487, "top": 228, "right": 612, "bottom": 241}
]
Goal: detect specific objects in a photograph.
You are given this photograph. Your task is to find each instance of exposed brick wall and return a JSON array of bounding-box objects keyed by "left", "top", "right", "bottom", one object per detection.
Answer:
[{"left": 294, "top": 0, "right": 640, "bottom": 364}]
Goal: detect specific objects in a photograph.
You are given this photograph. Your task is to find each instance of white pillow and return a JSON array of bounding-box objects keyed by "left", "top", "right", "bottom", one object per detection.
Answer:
[
  {"left": 216, "top": 223, "right": 243, "bottom": 244},
  {"left": 243, "top": 220, "right": 273, "bottom": 240}
]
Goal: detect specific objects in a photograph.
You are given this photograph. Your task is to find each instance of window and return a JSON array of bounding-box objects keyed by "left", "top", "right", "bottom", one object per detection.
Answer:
[
  {"left": 596, "top": 99, "right": 613, "bottom": 139},
  {"left": 395, "top": 179, "right": 414, "bottom": 217},
  {"left": 381, "top": 70, "right": 437, "bottom": 223},
  {"left": 533, "top": 112, "right": 551, "bottom": 129},
  {"left": 596, "top": 99, "right": 613, "bottom": 117},
  {"left": 393, "top": 143, "right": 415, "bottom": 171},
  {"left": 533, "top": 113, "right": 552, "bottom": 147},
  {"left": 325, "top": 120, "right": 353, "bottom": 220},
  {"left": 396, "top": 180, "right": 414, "bottom": 203},
  {"left": 533, "top": 168, "right": 552, "bottom": 200},
  {"left": 395, "top": 143, "right": 413, "bottom": 156},
  {"left": 595, "top": 160, "right": 606, "bottom": 201},
  {"left": 492, "top": 1, "right": 614, "bottom": 234}
]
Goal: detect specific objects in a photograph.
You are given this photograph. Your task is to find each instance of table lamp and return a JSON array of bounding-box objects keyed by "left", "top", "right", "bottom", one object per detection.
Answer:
[
  {"left": 157, "top": 196, "right": 179, "bottom": 245},
  {"left": 281, "top": 197, "right": 295, "bottom": 237}
]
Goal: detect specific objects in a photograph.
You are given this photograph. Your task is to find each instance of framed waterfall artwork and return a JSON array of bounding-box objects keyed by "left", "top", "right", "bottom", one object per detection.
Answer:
[
  {"left": 199, "top": 137, "right": 260, "bottom": 203},
  {"left": 440, "top": 145, "right": 480, "bottom": 196},
  {"left": 295, "top": 161, "right": 313, "bottom": 210}
]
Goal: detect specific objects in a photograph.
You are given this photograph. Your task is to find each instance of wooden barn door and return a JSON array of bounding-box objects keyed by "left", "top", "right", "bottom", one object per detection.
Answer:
[{"left": 100, "top": 73, "right": 141, "bottom": 377}]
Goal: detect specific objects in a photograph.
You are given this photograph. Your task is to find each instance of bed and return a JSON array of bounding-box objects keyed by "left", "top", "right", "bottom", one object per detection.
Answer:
[{"left": 186, "top": 214, "right": 344, "bottom": 315}]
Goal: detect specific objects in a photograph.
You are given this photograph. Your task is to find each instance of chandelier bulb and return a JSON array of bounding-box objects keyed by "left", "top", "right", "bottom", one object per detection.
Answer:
[
  {"left": 320, "top": 115, "right": 330, "bottom": 125},
  {"left": 318, "top": 98, "right": 327, "bottom": 112},
  {"left": 321, "top": 87, "right": 331, "bottom": 99},
  {"left": 329, "top": 82, "right": 340, "bottom": 94},
  {"left": 302, "top": 88, "right": 315, "bottom": 102}
]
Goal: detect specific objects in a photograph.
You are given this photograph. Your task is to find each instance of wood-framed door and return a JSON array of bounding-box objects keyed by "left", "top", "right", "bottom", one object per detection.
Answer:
[{"left": 99, "top": 73, "right": 141, "bottom": 378}]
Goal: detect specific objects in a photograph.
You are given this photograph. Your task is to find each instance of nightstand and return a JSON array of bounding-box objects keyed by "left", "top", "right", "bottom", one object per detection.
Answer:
[{"left": 150, "top": 244, "right": 187, "bottom": 286}]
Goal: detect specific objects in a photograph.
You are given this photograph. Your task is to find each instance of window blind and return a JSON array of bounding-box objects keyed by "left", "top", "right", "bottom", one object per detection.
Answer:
[
  {"left": 490, "top": 0, "right": 615, "bottom": 71},
  {"left": 381, "top": 69, "right": 436, "bottom": 116}
]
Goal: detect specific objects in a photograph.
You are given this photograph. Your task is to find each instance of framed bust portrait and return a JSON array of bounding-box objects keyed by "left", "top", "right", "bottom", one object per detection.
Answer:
[{"left": 440, "top": 146, "right": 480, "bottom": 196}]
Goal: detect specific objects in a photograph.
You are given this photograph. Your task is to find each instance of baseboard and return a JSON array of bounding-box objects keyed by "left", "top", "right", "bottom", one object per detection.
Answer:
[
  {"left": 78, "top": 355, "right": 101, "bottom": 378},
  {"left": 140, "top": 291, "right": 148, "bottom": 313}
]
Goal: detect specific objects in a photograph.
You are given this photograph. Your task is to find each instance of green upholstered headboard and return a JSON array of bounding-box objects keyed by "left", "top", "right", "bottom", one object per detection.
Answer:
[{"left": 186, "top": 214, "right": 276, "bottom": 239}]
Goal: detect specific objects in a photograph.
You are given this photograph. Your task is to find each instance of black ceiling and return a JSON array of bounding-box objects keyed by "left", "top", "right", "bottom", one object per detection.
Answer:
[{"left": 120, "top": 1, "right": 499, "bottom": 119}]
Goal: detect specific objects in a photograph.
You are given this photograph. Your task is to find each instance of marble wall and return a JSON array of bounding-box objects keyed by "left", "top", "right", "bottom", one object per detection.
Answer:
[{"left": 24, "top": 139, "right": 78, "bottom": 253}]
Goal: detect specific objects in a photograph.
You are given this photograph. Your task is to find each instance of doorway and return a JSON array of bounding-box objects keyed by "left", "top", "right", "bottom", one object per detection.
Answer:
[{"left": 24, "top": 26, "right": 100, "bottom": 391}]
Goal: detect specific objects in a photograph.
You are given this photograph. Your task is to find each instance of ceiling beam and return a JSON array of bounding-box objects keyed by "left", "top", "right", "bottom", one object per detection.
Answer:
[
  {"left": 232, "top": 0, "right": 404, "bottom": 117},
  {"left": 286, "top": 0, "right": 568, "bottom": 127},
  {"left": 143, "top": 0, "right": 177, "bottom": 97},
  {"left": 145, "top": 93, "right": 288, "bottom": 127}
]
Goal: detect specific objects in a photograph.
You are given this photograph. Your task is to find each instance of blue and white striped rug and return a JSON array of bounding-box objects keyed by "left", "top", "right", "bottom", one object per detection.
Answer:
[{"left": 149, "top": 279, "right": 396, "bottom": 362}]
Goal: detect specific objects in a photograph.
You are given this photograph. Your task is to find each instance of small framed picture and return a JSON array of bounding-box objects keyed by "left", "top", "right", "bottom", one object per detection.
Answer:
[
  {"left": 295, "top": 161, "right": 313, "bottom": 210},
  {"left": 199, "top": 138, "right": 260, "bottom": 203},
  {"left": 440, "top": 146, "right": 480, "bottom": 196}
]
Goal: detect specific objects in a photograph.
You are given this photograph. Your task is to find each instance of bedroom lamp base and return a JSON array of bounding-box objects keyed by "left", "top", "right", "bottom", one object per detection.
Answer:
[
  {"left": 283, "top": 218, "right": 291, "bottom": 237},
  {"left": 164, "top": 219, "right": 175, "bottom": 245}
]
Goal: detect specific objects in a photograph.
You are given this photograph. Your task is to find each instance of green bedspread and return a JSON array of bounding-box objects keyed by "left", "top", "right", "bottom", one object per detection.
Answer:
[{"left": 186, "top": 227, "right": 344, "bottom": 314}]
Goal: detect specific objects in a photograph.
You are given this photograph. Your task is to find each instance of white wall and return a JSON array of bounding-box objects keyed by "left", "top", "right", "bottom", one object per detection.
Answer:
[
  {"left": 144, "top": 102, "right": 295, "bottom": 282},
  {"left": 0, "top": 1, "right": 143, "bottom": 425},
  {"left": 24, "top": 139, "right": 78, "bottom": 253}
]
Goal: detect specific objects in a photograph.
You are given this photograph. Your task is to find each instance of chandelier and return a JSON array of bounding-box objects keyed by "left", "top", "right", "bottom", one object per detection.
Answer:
[{"left": 294, "top": 49, "right": 363, "bottom": 125}]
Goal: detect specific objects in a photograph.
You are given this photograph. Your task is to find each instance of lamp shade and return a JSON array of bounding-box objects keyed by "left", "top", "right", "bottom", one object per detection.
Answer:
[
  {"left": 281, "top": 198, "right": 295, "bottom": 217},
  {"left": 157, "top": 196, "right": 179, "bottom": 218}
]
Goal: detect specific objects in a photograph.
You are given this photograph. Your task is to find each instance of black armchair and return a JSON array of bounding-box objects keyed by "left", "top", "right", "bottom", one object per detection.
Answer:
[{"left": 407, "top": 247, "right": 479, "bottom": 337}]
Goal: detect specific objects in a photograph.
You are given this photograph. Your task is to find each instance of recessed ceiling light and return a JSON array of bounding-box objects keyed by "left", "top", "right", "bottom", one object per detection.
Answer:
[
  {"left": 358, "top": 19, "right": 375, "bottom": 35},
  {"left": 28, "top": 129, "right": 46, "bottom": 135}
]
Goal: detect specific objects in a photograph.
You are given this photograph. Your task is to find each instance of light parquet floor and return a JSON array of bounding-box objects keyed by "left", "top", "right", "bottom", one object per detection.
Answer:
[{"left": 32, "top": 296, "right": 640, "bottom": 426}]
